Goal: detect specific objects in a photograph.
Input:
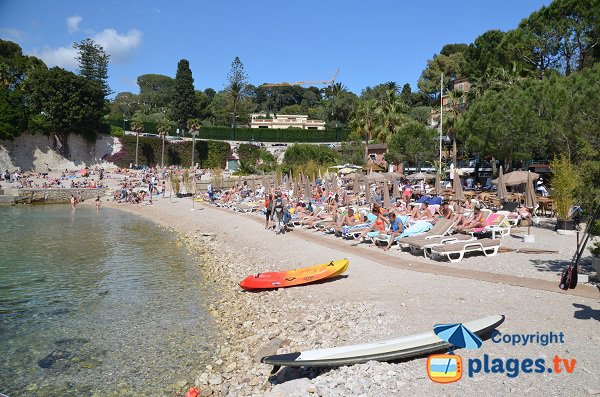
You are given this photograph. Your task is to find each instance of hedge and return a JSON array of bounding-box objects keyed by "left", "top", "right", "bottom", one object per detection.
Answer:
[
  {"left": 112, "top": 120, "right": 349, "bottom": 142},
  {"left": 107, "top": 135, "right": 230, "bottom": 169}
]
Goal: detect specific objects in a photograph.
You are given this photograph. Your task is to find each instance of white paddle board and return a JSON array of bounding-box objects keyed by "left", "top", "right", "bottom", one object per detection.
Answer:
[{"left": 262, "top": 315, "right": 504, "bottom": 370}]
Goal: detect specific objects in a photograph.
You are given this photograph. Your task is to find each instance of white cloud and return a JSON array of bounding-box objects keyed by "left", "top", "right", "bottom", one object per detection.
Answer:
[
  {"left": 0, "top": 28, "right": 24, "bottom": 40},
  {"left": 67, "top": 16, "right": 82, "bottom": 33},
  {"left": 31, "top": 28, "right": 143, "bottom": 68},
  {"left": 93, "top": 28, "right": 142, "bottom": 63},
  {"left": 33, "top": 46, "right": 78, "bottom": 69}
]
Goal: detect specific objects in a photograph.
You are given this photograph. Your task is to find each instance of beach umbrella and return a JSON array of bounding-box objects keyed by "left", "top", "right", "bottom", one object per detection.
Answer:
[
  {"left": 434, "top": 174, "right": 441, "bottom": 195},
  {"left": 332, "top": 174, "right": 338, "bottom": 193},
  {"left": 292, "top": 178, "right": 298, "bottom": 199},
  {"left": 366, "top": 173, "right": 386, "bottom": 182},
  {"left": 497, "top": 166, "right": 508, "bottom": 201},
  {"left": 251, "top": 177, "right": 256, "bottom": 196},
  {"left": 383, "top": 182, "right": 391, "bottom": 208},
  {"left": 305, "top": 179, "right": 312, "bottom": 200},
  {"left": 318, "top": 168, "right": 322, "bottom": 180},
  {"left": 407, "top": 172, "right": 436, "bottom": 180},
  {"left": 392, "top": 175, "right": 400, "bottom": 199},
  {"left": 492, "top": 170, "right": 539, "bottom": 186},
  {"left": 365, "top": 180, "right": 371, "bottom": 204},
  {"left": 525, "top": 171, "right": 538, "bottom": 235},
  {"left": 453, "top": 170, "right": 464, "bottom": 201},
  {"left": 434, "top": 322, "right": 482, "bottom": 350}
]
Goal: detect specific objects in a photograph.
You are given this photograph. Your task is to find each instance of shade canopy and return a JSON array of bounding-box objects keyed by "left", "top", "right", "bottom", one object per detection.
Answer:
[
  {"left": 492, "top": 170, "right": 539, "bottom": 186},
  {"left": 383, "top": 182, "right": 391, "bottom": 208},
  {"left": 407, "top": 172, "right": 436, "bottom": 180},
  {"left": 366, "top": 173, "right": 387, "bottom": 182},
  {"left": 525, "top": 171, "right": 538, "bottom": 209},
  {"left": 453, "top": 170, "right": 464, "bottom": 201},
  {"left": 496, "top": 166, "right": 508, "bottom": 200}
]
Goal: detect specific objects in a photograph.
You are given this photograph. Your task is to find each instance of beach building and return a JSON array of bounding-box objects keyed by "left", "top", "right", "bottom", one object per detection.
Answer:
[{"left": 250, "top": 114, "right": 326, "bottom": 130}]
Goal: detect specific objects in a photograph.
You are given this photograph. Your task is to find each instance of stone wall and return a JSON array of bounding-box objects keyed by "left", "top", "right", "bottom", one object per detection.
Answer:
[
  {"left": 14, "top": 188, "right": 106, "bottom": 204},
  {"left": 0, "top": 134, "right": 121, "bottom": 172}
]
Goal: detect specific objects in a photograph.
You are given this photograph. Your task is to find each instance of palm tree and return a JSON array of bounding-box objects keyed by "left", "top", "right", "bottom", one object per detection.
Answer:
[
  {"left": 129, "top": 118, "right": 144, "bottom": 167},
  {"left": 373, "top": 89, "right": 410, "bottom": 144},
  {"left": 187, "top": 118, "right": 201, "bottom": 169},
  {"left": 352, "top": 99, "right": 378, "bottom": 162},
  {"left": 157, "top": 119, "right": 172, "bottom": 168}
]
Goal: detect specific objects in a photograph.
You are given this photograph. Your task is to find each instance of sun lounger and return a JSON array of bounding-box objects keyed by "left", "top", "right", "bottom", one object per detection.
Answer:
[
  {"left": 430, "top": 238, "right": 501, "bottom": 263},
  {"left": 418, "top": 235, "right": 476, "bottom": 257},
  {"left": 395, "top": 218, "right": 454, "bottom": 249}
]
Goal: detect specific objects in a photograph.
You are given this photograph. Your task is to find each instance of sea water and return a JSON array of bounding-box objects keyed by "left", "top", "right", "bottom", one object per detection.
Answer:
[{"left": 0, "top": 205, "right": 213, "bottom": 396}]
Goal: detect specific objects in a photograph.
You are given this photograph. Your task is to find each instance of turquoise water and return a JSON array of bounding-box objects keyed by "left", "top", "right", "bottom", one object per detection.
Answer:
[{"left": 0, "top": 206, "right": 214, "bottom": 396}]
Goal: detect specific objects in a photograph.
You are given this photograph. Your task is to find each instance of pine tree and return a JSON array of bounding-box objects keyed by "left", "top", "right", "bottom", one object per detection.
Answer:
[
  {"left": 172, "top": 59, "right": 197, "bottom": 131},
  {"left": 227, "top": 57, "right": 248, "bottom": 129},
  {"left": 73, "top": 38, "right": 111, "bottom": 98}
]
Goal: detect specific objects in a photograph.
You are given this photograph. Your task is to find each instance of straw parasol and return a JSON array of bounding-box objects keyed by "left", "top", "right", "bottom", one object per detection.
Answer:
[
  {"left": 497, "top": 166, "right": 508, "bottom": 201},
  {"left": 453, "top": 170, "right": 464, "bottom": 201},
  {"left": 525, "top": 171, "right": 538, "bottom": 235},
  {"left": 383, "top": 182, "right": 391, "bottom": 208}
]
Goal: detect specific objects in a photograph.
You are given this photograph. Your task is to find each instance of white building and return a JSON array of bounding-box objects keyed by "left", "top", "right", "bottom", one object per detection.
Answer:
[{"left": 250, "top": 114, "right": 326, "bottom": 130}]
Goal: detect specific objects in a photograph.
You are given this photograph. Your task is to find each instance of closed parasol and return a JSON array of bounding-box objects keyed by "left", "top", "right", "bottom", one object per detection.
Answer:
[
  {"left": 453, "top": 170, "right": 464, "bottom": 201},
  {"left": 496, "top": 166, "right": 508, "bottom": 201}
]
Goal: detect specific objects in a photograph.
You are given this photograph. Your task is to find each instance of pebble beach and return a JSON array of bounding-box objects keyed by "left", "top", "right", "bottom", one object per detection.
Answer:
[{"left": 104, "top": 195, "right": 600, "bottom": 397}]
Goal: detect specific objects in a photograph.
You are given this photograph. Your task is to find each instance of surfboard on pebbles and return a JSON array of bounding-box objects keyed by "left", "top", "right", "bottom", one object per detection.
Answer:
[{"left": 262, "top": 315, "right": 505, "bottom": 373}]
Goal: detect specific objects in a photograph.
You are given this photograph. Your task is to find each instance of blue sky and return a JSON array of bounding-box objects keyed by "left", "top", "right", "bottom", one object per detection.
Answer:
[{"left": 0, "top": 0, "right": 551, "bottom": 97}]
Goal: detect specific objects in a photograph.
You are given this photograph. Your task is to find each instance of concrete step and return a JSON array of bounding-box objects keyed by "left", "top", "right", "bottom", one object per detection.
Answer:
[{"left": 0, "top": 195, "right": 16, "bottom": 205}]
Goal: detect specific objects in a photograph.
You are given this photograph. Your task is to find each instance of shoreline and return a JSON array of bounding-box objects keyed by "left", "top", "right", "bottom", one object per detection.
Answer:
[{"left": 103, "top": 198, "right": 599, "bottom": 397}]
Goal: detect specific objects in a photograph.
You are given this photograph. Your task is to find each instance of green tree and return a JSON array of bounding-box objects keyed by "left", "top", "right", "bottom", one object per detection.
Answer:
[
  {"left": 418, "top": 51, "right": 467, "bottom": 97},
  {"left": 227, "top": 57, "right": 248, "bottom": 129},
  {"left": 172, "top": 59, "right": 197, "bottom": 131},
  {"left": 351, "top": 99, "right": 378, "bottom": 161},
  {"left": 137, "top": 74, "right": 175, "bottom": 113},
  {"left": 24, "top": 67, "right": 107, "bottom": 156},
  {"left": 386, "top": 122, "right": 437, "bottom": 166},
  {"left": 73, "top": 38, "right": 111, "bottom": 97}
]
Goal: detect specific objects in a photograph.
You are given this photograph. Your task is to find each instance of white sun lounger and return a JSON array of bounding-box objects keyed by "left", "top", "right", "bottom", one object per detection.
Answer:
[{"left": 430, "top": 238, "right": 501, "bottom": 263}]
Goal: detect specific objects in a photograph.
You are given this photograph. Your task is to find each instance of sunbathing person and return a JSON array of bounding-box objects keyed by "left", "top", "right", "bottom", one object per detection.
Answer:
[
  {"left": 435, "top": 201, "right": 454, "bottom": 220},
  {"left": 382, "top": 212, "right": 404, "bottom": 251},
  {"left": 355, "top": 205, "right": 389, "bottom": 240},
  {"left": 320, "top": 207, "right": 356, "bottom": 232},
  {"left": 455, "top": 206, "right": 486, "bottom": 231},
  {"left": 417, "top": 202, "right": 435, "bottom": 221}
]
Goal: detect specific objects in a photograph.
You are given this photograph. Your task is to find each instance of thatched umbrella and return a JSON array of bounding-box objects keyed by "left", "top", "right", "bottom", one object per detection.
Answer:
[
  {"left": 497, "top": 166, "right": 508, "bottom": 201},
  {"left": 453, "top": 170, "right": 464, "bottom": 201},
  {"left": 383, "top": 181, "right": 391, "bottom": 208}
]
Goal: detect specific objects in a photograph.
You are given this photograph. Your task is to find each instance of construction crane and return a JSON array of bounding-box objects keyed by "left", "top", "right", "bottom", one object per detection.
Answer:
[{"left": 261, "top": 69, "right": 339, "bottom": 87}]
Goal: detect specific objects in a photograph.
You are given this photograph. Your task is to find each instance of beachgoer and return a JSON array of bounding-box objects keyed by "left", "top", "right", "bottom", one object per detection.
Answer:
[
  {"left": 95, "top": 195, "right": 101, "bottom": 209},
  {"left": 383, "top": 212, "right": 404, "bottom": 251},
  {"left": 70, "top": 194, "right": 76, "bottom": 208},
  {"left": 456, "top": 206, "right": 485, "bottom": 231},
  {"left": 265, "top": 194, "right": 274, "bottom": 229}
]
